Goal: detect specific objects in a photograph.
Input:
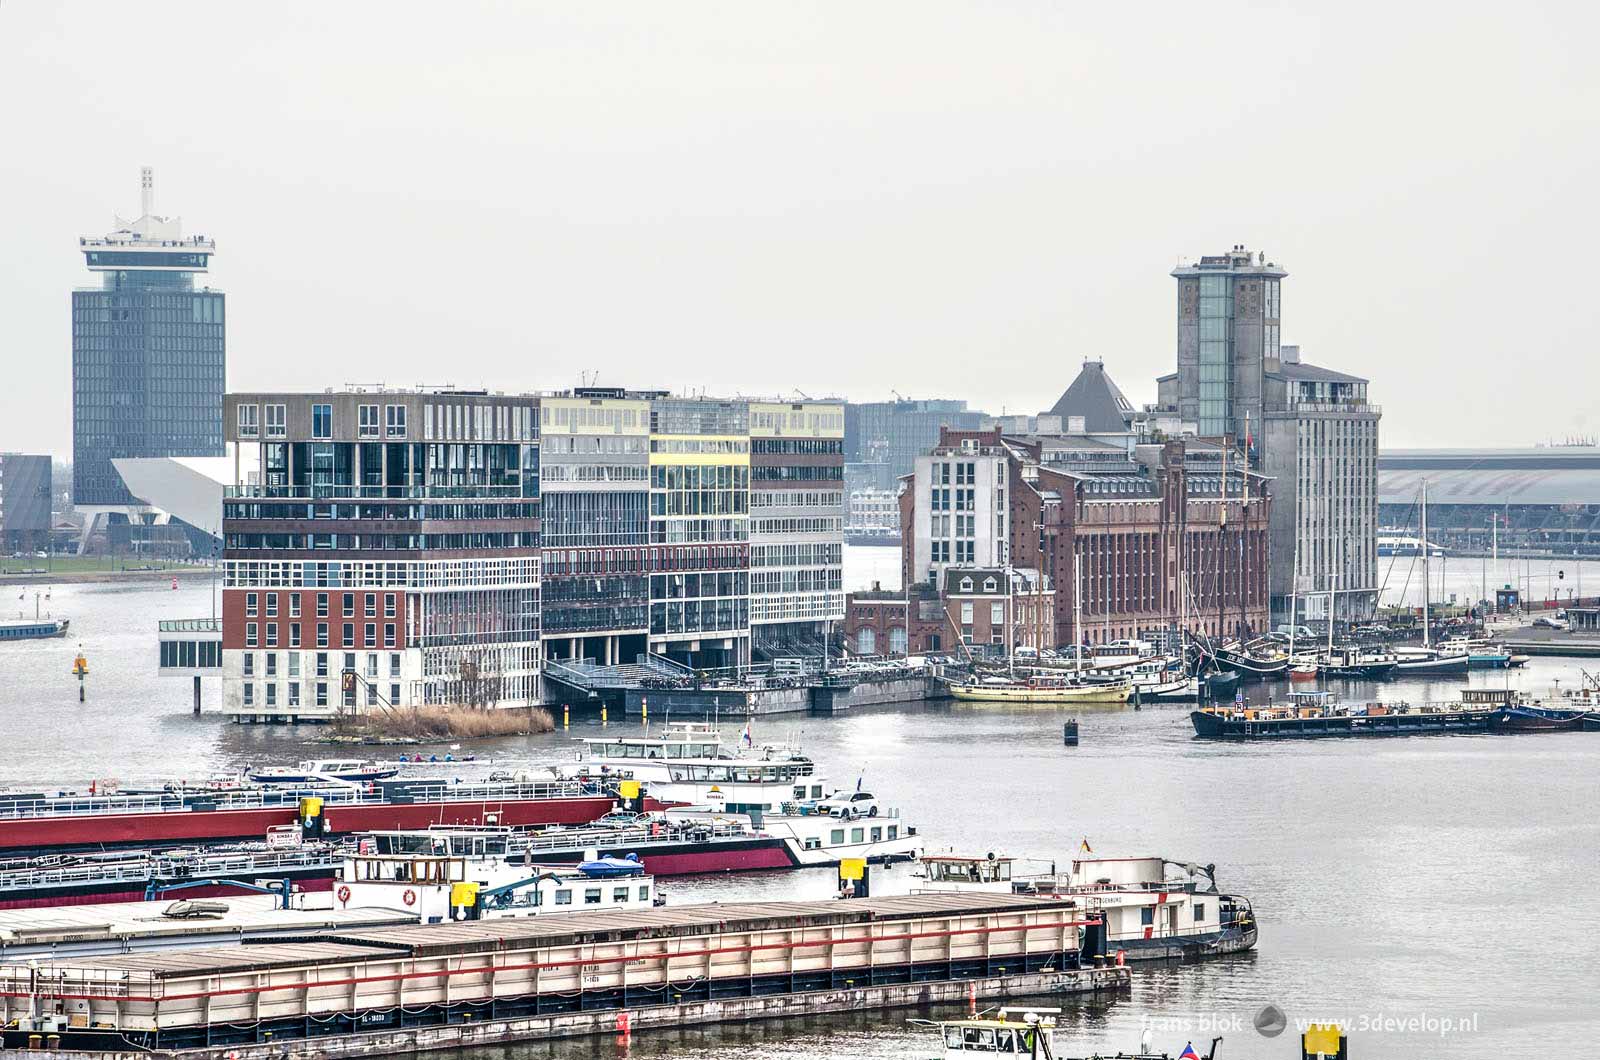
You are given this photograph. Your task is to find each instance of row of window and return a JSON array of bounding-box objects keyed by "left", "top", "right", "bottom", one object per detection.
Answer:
[
  {"left": 749, "top": 516, "right": 843, "bottom": 535},
  {"left": 224, "top": 557, "right": 541, "bottom": 590},
  {"left": 750, "top": 568, "right": 841, "bottom": 594},
  {"left": 242, "top": 621, "right": 399, "bottom": 650},
  {"left": 750, "top": 438, "right": 842, "bottom": 455},
  {"left": 241, "top": 650, "right": 402, "bottom": 680},
  {"left": 750, "top": 542, "right": 841, "bottom": 568},
  {"left": 928, "top": 487, "right": 977, "bottom": 512},
  {"left": 245, "top": 591, "right": 398, "bottom": 620},
  {"left": 751, "top": 490, "right": 843, "bottom": 509},
  {"left": 751, "top": 466, "right": 843, "bottom": 482},
  {"left": 226, "top": 500, "right": 539, "bottom": 521},
  {"left": 239, "top": 680, "right": 401, "bottom": 710},
  {"left": 226, "top": 532, "right": 536, "bottom": 551},
  {"left": 930, "top": 540, "right": 977, "bottom": 564},
  {"left": 649, "top": 597, "right": 749, "bottom": 636}
]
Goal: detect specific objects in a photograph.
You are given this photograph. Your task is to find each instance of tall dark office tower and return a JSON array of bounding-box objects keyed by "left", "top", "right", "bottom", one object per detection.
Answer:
[{"left": 72, "top": 168, "right": 225, "bottom": 522}]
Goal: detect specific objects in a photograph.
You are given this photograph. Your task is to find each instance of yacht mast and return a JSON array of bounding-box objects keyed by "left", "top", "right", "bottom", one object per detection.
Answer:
[
  {"left": 1074, "top": 549, "right": 1084, "bottom": 673},
  {"left": 1421, "top": 480, "right": 1431, "bottom": 650},
  {"left": 1219, "top": 439, "right": 1229, "bottom": 642}
]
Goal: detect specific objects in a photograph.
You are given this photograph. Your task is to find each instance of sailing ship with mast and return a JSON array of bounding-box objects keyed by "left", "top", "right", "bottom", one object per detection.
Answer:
[
  {"left": 1393, "top": 480, "right": 1471, "bottom": 674},
  {"left": 1196, "top": 426, "right": 1288, "bottom": 680},
  {"left": 946, "top": 559, "right": 1134, "bottom": 704}
]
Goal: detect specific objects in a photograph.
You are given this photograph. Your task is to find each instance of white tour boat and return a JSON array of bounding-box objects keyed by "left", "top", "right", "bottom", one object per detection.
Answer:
[
  {"left": 246, "top": 759, "right": 400, "bottom": 785},
  {"left": 662, "top": 800, "right": 921, "bottom": 867},
  {"left": 568, "top": 723, "right": 826, "bottom": 811}
]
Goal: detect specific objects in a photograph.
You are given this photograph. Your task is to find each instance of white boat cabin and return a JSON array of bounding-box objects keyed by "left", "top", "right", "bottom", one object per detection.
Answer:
[
  {"left": 930, "top": 1010, "right": 1060, "bottom": 1057},
  {"left": 664, "top": 806, "right": 920, "bottom": 866},
  {"left": 919, "top": 854, "right": 1249, "bottom": 947},
  {"left": 336, "top": 830, "right": 658, "bottom": 922},
  {"left": 920, "top": 854, "right": 1015, "bottom": 891}
]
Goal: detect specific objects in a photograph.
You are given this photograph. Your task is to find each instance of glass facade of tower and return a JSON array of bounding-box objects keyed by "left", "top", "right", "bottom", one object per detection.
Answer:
[
  {"left": 1196, "top": 273, "right": 1233, "bottom": 436},
  {"left": 72, "top": 274, "right": 225, "bottom": 505}
]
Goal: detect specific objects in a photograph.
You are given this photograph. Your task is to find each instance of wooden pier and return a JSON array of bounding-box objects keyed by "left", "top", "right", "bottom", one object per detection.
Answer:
[{"left": 0, "top": 894, "right": 1127, "bottom": 1057}]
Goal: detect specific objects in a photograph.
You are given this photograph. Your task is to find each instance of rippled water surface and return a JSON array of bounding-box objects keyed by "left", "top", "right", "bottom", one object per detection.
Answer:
[{"left": 0, "top": 576, "right": 1596, "bottom": 1058}]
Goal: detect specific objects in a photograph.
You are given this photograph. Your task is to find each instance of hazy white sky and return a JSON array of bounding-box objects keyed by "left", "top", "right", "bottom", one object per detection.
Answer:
[{"left": 3, "top": 2, "right": 1596, "bottom": 456}]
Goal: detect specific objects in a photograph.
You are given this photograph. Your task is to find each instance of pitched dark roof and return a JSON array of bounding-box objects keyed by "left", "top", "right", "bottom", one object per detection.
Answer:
[{"left": 1042, "top": 361, "right": 1135, "bottom": 432}]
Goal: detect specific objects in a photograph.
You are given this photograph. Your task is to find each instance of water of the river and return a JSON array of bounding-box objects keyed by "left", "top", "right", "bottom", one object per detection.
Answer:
[{"left": 0, "top": 562, "right": 1595, "bottom": 1059}]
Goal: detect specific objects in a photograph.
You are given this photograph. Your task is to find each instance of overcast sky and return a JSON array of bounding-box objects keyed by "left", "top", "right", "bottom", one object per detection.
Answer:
[{"left": 2, "top": 2, "right": 1596, "bottom": 456}]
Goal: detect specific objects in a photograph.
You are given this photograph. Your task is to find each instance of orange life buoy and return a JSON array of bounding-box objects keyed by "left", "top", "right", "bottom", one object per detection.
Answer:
[
  {"left": 336, "top": 885, "right": 352, "bottom": 905},
  {"left": 402, "top": 888, "right": 417, "bottom": 907},
  {"left": 1115, "top": 949, "right": 1126, "bottom": 967}
]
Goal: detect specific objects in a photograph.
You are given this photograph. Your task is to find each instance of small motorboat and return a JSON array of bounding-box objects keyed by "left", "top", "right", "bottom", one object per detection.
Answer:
[
  {"left": 246, "top": 759, "right": 401, "bottom": 785},
  {"left": 1288, "top": 661, "right": 1319, "bottom": 681},
  {"left": 916, "top": 1008, "right": 1226, "bottom": 1060}
]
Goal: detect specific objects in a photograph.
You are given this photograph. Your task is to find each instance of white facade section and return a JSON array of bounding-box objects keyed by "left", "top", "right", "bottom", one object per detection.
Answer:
[{"left": 910, "top": 451, "right": 1008, "bottom": 584}]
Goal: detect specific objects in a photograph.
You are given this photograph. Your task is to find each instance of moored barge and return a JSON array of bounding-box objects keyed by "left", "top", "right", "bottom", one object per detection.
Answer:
[
  {"left": 0, "top": 778, "right": 629, "bottom": 856},
  {"left": 0, "top": 893, "right": 1127, "bottom": 1053},
  {"left": 1190, "top": 689, "right": 1503, "bottom": 739}
]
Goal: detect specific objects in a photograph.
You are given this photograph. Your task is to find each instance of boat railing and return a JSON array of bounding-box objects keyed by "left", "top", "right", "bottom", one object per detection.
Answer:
[
  {"left": 0, "top": 780, "right": 611, "bottom": 821},
  {"left": 505, "top": 821, "right": 754, "bottom": 853},
  {"left": 0, "top": 847, "right": 345, "bottom": 890}
]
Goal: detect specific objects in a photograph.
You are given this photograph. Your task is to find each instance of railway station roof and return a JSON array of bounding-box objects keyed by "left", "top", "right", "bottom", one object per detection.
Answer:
[{"left": 1379, "top": 448, "right": 1600, "bottom": 507}]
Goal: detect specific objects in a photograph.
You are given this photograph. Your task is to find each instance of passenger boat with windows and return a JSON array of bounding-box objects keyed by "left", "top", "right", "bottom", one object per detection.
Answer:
[
  {"left": 0, "top": 617, "right": 69, "bottom": 642},
  {"left": 1190, "top": 688, "right": 1505, "bottom": 739},
  {"left": 245, "top": 759, "right": 400, "bottom": 785},
  {"left": 565, "top": 723, "right": 825, "bottom": 811},
  {"left": 0, "top": 776, "right": 633, "bottom": 856},
  {"left": 915, "top": 853, "right": 1257, "bottom": 962},
  {"left": 662, "top": 798, "right": 921, "bottom": 868}
]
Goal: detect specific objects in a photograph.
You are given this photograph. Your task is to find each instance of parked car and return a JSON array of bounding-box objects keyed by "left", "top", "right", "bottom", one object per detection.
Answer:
[
  {"left": 815, "top": 790, "right": 879, "bottom": 819},
  {"left": 1532, "top": 615, "right": 1569, "bottom": 631}
]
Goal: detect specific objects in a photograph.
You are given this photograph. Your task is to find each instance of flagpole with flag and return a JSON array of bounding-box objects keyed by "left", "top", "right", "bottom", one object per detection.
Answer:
[{"left": 1079, "top": 837, "right": 1093, "bottom": 854}]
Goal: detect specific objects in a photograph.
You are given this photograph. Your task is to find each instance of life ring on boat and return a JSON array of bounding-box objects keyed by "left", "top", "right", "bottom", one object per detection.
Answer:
[
  {"left": 402, "top": 888, "right": 417, "bottom": 907},
  {"left": 336, "top": 885, "right": 352, "bottom": 906},
  {"left": 1115, "top": 950, "right": 1126, "bottom": 967}
]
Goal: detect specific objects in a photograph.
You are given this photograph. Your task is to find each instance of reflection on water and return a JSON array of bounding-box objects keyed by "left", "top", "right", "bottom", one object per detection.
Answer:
[{"left": 1, "top": 580, "right": 1597, "bottom": 1058}]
